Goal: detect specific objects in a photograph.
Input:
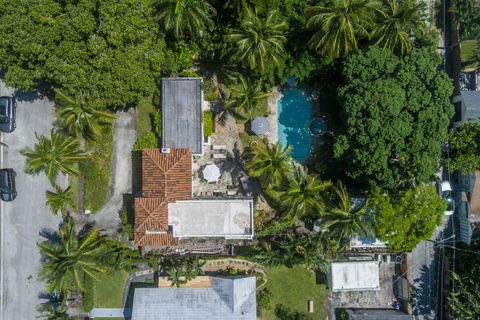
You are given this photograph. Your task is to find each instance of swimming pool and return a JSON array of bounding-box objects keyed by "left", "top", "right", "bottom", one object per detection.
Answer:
[{"left": 277, "top": 89, "right": 312, "bottom": 163}]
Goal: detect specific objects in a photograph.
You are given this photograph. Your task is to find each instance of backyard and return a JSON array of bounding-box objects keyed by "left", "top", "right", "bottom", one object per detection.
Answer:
[
  {"left": 83, "top": 270, "right": 130, "bottom": 312},
  {"left": 261, "top": 265, "right": 328, "bottom": 320},
  {"left": 461, "top": 39, "right": 480, "bottom": 70}
]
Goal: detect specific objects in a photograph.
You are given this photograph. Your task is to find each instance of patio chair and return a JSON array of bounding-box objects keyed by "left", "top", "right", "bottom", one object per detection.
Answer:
[
  {"left": 212, "top": 153, "right": 227, "bottom": 159},
  {"left": 212, "top": 145, "right": 227, "bottom": 150}
]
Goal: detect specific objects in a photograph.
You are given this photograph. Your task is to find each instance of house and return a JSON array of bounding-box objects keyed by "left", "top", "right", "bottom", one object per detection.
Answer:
[
  {"left": 452, "top": 90, "right": 480, "bottom": 126},
  {"left": 162, "top": 77, "right": 203, "bottom": 155},
  {"left": 131, "top": 276, "right": 256, "bottom": 320},
  {"left": 134, "top": 148, "right": 254, "bottom": 251},
  {"left": 329, "top": 261, "right": 380, "bottom": 292}
]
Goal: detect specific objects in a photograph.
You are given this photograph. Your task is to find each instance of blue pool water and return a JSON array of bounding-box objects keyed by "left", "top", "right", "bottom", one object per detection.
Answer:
[{"left": 278, "top": 89, "right": 312, "bottom": 163}]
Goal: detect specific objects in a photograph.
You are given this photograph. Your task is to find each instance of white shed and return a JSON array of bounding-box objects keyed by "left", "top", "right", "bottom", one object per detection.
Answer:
[{"left": 330, "top": 261, "right": 380, "bottom": 292}]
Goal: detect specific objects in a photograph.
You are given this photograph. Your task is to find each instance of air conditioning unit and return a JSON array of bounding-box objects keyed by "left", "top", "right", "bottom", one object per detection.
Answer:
[{"left": 161, "top": 148, "right": 170, "bottom": 154}]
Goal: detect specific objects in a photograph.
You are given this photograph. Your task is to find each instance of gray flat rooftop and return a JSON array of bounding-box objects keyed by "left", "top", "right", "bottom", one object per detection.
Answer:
[
  {"left": 162, "top": 78, "right": 203, "bottom": 155},
  {"left": 330, "top": 261, "right": 380, "bottom": 292},
  {"left": 131, "top": 276, "right": 256, "bottom": 320},
  {"left": 168, "top": 199, "right": 254, "bottom": 239},
  {"left": 462, "top": 90, "right": 480, "bottom": 121}
]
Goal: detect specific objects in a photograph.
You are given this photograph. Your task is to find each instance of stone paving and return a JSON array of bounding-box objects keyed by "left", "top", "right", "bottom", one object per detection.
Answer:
[
  {"left": 266, "top": 87, "right": 281, "bottom": 144},
  {"left": 192, "top": 113, "right": 246, "bottom": 198}
]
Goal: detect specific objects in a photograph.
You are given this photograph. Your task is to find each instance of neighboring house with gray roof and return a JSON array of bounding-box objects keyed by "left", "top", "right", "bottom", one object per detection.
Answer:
[
  {"left": 162, "top": 77, "right": 203, "bottom": 155},
  {"left": 453, "top": 90, "right": 480, "bottom": 126},
  {"left": 131, "top": 276, "right": 256, "bottom": 320}
]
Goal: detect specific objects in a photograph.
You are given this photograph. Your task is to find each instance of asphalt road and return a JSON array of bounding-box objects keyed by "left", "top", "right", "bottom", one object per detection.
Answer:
[{"left": 0, "top": 82, "right": 61, "bottom": 320}]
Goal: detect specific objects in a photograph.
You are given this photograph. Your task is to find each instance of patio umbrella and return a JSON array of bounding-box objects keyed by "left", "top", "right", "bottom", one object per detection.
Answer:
[
  {"left": 202, "top": 164, "right": 221, "bottom": 182},
  {"left": 251, "top": 117, "right": 269, "bottom": 136}
]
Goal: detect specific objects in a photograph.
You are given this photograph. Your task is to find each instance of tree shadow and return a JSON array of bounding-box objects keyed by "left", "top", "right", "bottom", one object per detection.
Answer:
[
  {"left": 411, "top": 263, "right": 437, "bottom": 317},
  {"left": 132, "top": 151, "right": 142, "bottom": 197},
  {"left": 39, "top": 227, "right": 60, "bottom": 243}
]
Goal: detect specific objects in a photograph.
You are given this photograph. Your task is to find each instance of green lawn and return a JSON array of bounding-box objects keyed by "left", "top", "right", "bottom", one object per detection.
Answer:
[
  {"left": 94, "top": 270, "right": 130, "bottom": 308},
  {"left": 261, "top": 265, "right": 328, "bottom": 320},
  {"left": 82, "top": 124, "right": 114, "bottom": 212},
  {"left": 461, "top": 39, "right": 480, "bottom": 70}
]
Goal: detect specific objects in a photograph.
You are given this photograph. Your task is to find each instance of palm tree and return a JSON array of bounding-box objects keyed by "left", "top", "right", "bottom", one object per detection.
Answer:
[
  {"left": 226, "top": 7, "right": 287, "bottom": 72},
  {"left": 372, "top": 0, "right": 425, "bottom": 56},
  {"left": 36, "top": 302, "right": 68, "bottom": 320},
  {"left": 306, "top": 0, "right": 377, "bottom": 58},
  {"left": 322, "top": 182, "right": 371, "bottom": 248},
  {"left": 166, "top": 257, "right": 204, "bottom": 287},
  {"left": 55, "top": 89, "right": 114, "bottom": 141},
  {"left": 153, "top": 0, "right": 216, "bottom": 39},
  {"left": 223, "top": 75, "right": 270, "bottom": 121},
  {"left": 45, "top": 186, "right": 76, "bottom": 216},
  {"left": 21, "top": 130, "right": 85, "bottom": 184},
  {"left": 245, "top": 142, "right": 292, "bottom": 188},
  {"left": 38, "top": 217, "right": 112, "bottom": 294},
  {"left": 279, "top": 166, "right": 332, "bottom": 221}
]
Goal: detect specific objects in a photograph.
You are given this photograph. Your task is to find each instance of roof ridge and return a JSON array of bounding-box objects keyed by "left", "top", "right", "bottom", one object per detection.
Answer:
[{"left": 135, "top": 197, "right": 169, "bottom": 232}]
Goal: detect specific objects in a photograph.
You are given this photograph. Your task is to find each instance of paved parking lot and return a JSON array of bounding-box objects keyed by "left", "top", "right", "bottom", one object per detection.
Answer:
[{"left": 0, "top": 82, "right": 61, "bottom": 320}]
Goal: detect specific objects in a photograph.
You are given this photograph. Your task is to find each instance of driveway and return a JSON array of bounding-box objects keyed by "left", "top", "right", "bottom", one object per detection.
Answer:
[
  {"left": 410, "top": 215, "right": 452, "bottom": 319},
  {"left": 0, "top": 81, "right": 61, "bottom": 320},
  {"left": 77, "top": 108, "right": 136, "bottom": 235}
]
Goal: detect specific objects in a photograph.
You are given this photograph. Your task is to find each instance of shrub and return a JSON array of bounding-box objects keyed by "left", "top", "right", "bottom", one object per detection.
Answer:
[
  {"left": 120, "top": 206, "right": 134, "bottom": 240},
  {"left": 257, "top": 288, "right": 272, "bottom": 313},
  {"left": 151, "top": 109, "right": 162, "bottom": 139},
  {"left": 204, "top": 111, "right": 213, "bottom": 137},
  {"left": 133, "top": 132, "right": 158, "bottom": 151}
]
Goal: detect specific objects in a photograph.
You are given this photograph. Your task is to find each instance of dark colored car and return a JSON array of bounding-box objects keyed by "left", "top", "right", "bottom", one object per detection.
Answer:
[
  {"left": 0, "top": 96, "right": 16, "bottom": 133},
  {"left": 0, "top": 169, "right": 17, "bottom": 201}
]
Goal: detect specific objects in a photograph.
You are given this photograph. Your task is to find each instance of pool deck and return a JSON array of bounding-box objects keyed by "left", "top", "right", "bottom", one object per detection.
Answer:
[{"left": 266, "top": 87, "right": 281, "bottom": 144}]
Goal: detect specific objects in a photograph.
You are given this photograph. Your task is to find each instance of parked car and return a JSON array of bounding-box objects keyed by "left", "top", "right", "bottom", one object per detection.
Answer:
[
  {"left": 0, "top": 96, "right": 16, "bottom": 133},
  {"left": 438, "top": 181, "right": 455, "bottom": 215},
  {"left": 0, "top": 168, "right": 17, "bottom": 201}
]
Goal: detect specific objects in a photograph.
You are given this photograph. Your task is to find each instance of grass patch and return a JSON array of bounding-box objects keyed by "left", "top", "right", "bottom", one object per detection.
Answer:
[
  {"left": 94, "top": 270, "right": 130, "bottom": 308},
  {"left": 82, "top": 125, "right": 114, "bottom": 212},
  {"left": 83, "top": 274, "right": 94, "bottom": 312},
  {"left": 136, "top": 96, "right": 155, "bottom": 137},
  {"left": 204, "top": 111, "right": 213, "bottom": 137},
  {"left": 261, "top": 265, "right": 328, "bottom": 320},
  {"left": 461, "top": 39, "right": 480, "bottom": 70},
  {"left": 134, "top": 96, "right": 161, "bottom": 150}
]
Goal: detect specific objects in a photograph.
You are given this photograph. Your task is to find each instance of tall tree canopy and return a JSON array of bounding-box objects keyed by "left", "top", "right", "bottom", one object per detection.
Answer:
[
  {"left": 370, "top": 184, "right": 446, "bottom": 252},
  {"left": 306, "top": 0, "right": 376, "bottom": 58},
  {"left": 373, "top": 0, "right": 426, "bottom": 56},
  {"left": 445, "top": 121, "right": 480, "bottom": 174},
  {"left": 334, "top": 47, "right": 454, "bottom": 190},
  {"left": 153, "top": 0, "right": 216, "bottom": 39},
  {"left": 0, "top": 0, "right": 166, "bottom": 108},
  {"left": 226, "top": 7, "right": 287, "bottom": 72}
]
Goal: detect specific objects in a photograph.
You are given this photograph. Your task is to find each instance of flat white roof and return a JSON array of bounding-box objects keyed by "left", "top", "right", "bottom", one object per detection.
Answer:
[
  {"left": 168, "top": 200, "right": 254, "bottom": 239},
  {"left": 330, "top": 261, "right": 380, "bottom": 292}
]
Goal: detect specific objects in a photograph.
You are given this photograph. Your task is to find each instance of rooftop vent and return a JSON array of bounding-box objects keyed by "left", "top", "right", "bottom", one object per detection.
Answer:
[{"left": 161, "top": 148, "right": 170, "bottom": 154}]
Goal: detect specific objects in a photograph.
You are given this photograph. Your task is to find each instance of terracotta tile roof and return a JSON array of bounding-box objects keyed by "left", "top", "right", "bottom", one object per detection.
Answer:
[
  {"left": 142, "top": 148, "right": 192, "bottom": 199},
  {"left": 135, "top": 233, "right": 179, "bottom": 247},
  {"left": 135, "top": 197, "right": 169, "bottom": 232},
  {"left": 134, "top": 148, "right": 192, "bottom": 247}
]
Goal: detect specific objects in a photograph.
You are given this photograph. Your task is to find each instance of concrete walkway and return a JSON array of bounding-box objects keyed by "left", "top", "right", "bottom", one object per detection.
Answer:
[
  {"left": 80, "top": 108, "right": 136, "bottom": 235},
  {"left": 89, "top": 308, "right": 131, "bottom": 318}
]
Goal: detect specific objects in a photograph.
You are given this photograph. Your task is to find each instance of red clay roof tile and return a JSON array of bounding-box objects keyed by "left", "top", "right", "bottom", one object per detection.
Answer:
[{"left": 134, "top": 148, "right": 192, "bottom": 247}]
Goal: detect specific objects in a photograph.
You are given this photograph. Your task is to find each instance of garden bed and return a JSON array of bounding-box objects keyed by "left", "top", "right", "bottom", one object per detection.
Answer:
[{"left": 81, "top": 124, "right": 114, "bottom": 212}]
